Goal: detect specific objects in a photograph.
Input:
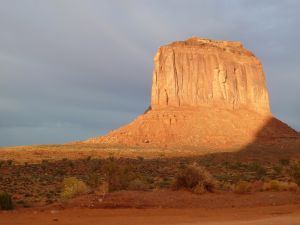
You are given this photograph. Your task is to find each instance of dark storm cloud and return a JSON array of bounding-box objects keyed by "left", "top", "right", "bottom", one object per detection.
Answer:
[{"left": 0, "top": 0, "right": 299, "bottom": 146}]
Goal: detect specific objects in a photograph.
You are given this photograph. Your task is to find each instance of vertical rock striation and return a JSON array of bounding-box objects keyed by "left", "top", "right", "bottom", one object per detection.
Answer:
[{"left": 151, "top": 37, "right": 270, "bottom": 113}]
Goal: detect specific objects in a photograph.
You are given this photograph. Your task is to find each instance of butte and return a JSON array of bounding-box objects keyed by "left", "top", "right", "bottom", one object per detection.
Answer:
[{"left": 84, "top": 37, "right": 299, "bottom": 149}]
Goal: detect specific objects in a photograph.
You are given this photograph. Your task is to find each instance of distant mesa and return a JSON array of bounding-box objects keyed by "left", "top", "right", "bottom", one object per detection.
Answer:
[{"left": 84, "top": 37, "right": 298, "bottom": 148}]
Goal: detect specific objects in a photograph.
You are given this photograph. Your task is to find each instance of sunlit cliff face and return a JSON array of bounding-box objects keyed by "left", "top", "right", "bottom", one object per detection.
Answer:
[{"left": 151, "top": 37, "right": 270, "bottom": 114}]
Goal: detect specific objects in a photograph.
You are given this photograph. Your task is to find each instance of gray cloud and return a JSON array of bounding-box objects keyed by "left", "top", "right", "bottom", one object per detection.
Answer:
[{"left": 0, "top": 0, "right": 299, "bottom": 146}]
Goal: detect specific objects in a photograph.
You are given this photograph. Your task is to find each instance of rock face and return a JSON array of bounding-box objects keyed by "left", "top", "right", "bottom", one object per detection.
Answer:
[
  {"left": 151, "top": 37, "right": 270, "bottom": 113},
  {"left": 85, "top": 37, "right": 298, "bottom": 148}
]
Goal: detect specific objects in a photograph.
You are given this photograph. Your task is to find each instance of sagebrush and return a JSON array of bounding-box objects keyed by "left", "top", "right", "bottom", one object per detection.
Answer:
[{"left": 0, "top": 191, "right": 14, "bottom": 210}]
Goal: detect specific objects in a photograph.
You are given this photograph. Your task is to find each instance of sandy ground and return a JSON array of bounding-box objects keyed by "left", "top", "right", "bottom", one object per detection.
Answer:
[
  {"left": 1, "top": 141, "right": 300, "bottom": 164},
  {"left": 1, "top": 205, "right": 300, "bottom": 225}
]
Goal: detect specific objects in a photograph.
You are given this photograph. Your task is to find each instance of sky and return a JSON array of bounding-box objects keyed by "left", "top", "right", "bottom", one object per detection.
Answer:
[{"left": 0, "top": 0, "right": 299, "bottom": 146}]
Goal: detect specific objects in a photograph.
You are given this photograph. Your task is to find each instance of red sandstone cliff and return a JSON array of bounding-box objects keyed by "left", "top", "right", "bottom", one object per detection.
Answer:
[{"left": 85, "top": 37, "right": 298, "bottom": 148}]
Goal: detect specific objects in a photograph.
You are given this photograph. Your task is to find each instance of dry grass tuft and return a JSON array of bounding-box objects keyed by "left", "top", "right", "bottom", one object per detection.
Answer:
[
  {"left": 234, "top": 181, "right": 252, "bottom": 194},
  {"left": 262, "top": 180, "right": 299, "bottom": 192},
  {"left": 173, "top": 164, "right": 216, "bottom": 193},
  {"left": 61, "top": 177, "right": 90, "bottom": 199}
]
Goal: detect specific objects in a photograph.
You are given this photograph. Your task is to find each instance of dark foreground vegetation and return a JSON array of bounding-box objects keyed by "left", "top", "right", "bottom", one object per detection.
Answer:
[{"left": 0, "top": 155, "right": 300, "bottom": 210}]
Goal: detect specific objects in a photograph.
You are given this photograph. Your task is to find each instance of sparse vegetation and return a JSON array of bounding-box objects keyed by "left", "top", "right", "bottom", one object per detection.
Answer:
[{"left": 0, "top": 154, "right": 299, "bottom": 207}]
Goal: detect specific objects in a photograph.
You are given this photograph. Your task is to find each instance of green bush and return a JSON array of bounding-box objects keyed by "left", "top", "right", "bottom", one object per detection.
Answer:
[
  {"left": 61, "top": 177, "right": 90, "bottom": 199},
  {"left": 0, "top": 192, "right": 14, "bottom": 210},
  {"left": 173, "top": 164, "right": 216, "bottom": 193}
]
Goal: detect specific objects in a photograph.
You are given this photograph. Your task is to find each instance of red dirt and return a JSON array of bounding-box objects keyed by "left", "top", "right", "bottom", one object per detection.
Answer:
[
  {"left": 1, "top": 205, "right": 300, "bottom": 225},
  {"left": 2, "top": 190, "right": 300, "bottom": 225}
]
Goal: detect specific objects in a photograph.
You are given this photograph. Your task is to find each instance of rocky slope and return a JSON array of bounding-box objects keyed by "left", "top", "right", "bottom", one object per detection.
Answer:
[{"left": 85, "top": 37, "right": 298, "bottom": 148}]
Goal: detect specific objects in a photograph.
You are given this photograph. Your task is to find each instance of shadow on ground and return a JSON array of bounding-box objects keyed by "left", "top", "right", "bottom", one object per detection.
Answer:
[{"left": 197, "top": 117, "right": 300, "bottom": 163}]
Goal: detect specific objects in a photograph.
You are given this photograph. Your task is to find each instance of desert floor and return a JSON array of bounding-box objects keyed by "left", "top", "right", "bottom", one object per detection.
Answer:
[
  {"left": 1, "top": 143, "right": 300, "bottom": 224},
  {"left": 1, "top": 205, "right": 300, "bottom": 225}
]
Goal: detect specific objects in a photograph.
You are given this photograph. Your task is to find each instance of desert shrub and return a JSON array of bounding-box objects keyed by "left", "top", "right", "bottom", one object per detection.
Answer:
[
  {"left": 248, "top": 162, "right": 267, "bottom": 179},
  {"left": 279, "top": 158, "right": 290, "bottom": 166},
  {"left": 262, "top": 180, "right": 299, "bottom": 192},
  {"left": 229, "top": 162, "right": 247, "bottom": 170},
  {"left": 16, "top": 199, "right": 31, "bottom": 208},
  {"left": 193, "top": 183, "right": 206, "bottom": 194},
  {"left": 290, "top": 164, "right": 300, "bottom": 185},
  {"left": 217, "top": 182, "right": 234, "bottom": 191},
  {"left": 86, "top": 173, "right": 102, "bottom": 189},
  {"left": 41, "top": 160, "right": 49, "bottom": 170},
  {"left": 262, "top": 180, "right": 281, "bottom": 191},
  {"left": 89, "top": 159, "right": 101, "bottom": 172},
  {"left": 273, "top": 165, "right": 283, "bottom": 175},
  {"left": 173, "top": 164, "right": 216, "bottom": 193},
  {"left": 61, "top": 177, "right": 90, "bottom": 199},
  {"left": 55, "top": 168, "right": 66, "bottom": 176},
  {"left": 0, "top": 191, "right": 14, "bottom": 210},
  {"left": 104, "top": 161, "right": 136, "bottom": 192},
  {"left": 6, "top": 160, "right": 13, "bottom": 166},
  {"left": 286, "top": 182, "right": 299, "bottom": 192},
  {"left": 234, "top": 181, "right": 252, "bottom": 194},
  {"left": 128, "top": 178, "right": 151, "bottom": 191},
  {"left": 67, "top": 160, "right": 75, "bottom": 168},
  {"left": 137, "top": 156, "right": 144, "bottom": 162},
  {"left": 157, "top": 177, "right": 173, "bottom": 189}
]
